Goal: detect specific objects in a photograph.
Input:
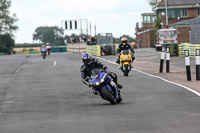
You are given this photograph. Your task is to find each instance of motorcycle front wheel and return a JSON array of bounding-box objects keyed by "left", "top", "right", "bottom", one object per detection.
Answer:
[
  {"left": 43, "top": 53, "right": 46, "bottom": 59},
  {"left": 124, "top": 64, "right": 129, "bottom": 76},
  {"left": 101, "top": 86, "right": 116, "bottom": 105}
]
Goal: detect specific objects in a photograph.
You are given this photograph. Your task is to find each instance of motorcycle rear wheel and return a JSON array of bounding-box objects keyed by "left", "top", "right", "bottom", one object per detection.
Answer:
[{"left": 48, "top": 50, "right": 50, "bottom": 55}]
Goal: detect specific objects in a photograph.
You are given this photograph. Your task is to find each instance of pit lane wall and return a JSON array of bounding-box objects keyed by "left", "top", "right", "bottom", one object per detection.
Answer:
[
  {"left": 68, "top": 43, "right": 102, "bottom": 56},
  {"left": 68, "top": 42, "right": 87, "bottom": 53}
]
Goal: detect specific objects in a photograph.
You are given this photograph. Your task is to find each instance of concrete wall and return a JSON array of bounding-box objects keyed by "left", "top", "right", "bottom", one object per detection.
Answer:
[
  {"left": 68, "top": 42, "right": 87, "bottom": 53},
  {"left": 136, "top": 29, "right": 155, "bottom": 48}
]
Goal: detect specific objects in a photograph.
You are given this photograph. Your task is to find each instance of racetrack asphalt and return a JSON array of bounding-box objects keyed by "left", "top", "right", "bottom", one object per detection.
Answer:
[{"left": 0, "top": 52, "right": 200, "bottom": 133}]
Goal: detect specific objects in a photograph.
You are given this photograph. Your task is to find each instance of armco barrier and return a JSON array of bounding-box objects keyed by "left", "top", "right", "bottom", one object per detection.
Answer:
[
  {"left": 86, "top": 45, "right": 101, "bottom": 56},
  {"left": 51, "top": 47, "right": 67, "bottom": 53}
]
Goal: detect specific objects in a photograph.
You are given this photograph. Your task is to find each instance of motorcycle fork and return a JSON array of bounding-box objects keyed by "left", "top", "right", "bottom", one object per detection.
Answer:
[{"left": 109, "top": 81, "right": 118, "bottom": 99}]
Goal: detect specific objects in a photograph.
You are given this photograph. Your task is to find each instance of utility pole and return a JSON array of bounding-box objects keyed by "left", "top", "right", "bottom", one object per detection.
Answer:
[
  {"left": 165, "top": 0, "right": 168, "bottom": 26},
  {"left": 90, "top": 23, "right": 91, "bottom": 36},
  {"left": 94, "top": 24, "right": 96, "bottom": 37}
]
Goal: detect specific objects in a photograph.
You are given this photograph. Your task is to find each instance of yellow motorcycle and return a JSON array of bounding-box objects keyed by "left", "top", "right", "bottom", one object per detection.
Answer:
[{"left": 120, "top": 50, "right": 132, "bottom": 76}]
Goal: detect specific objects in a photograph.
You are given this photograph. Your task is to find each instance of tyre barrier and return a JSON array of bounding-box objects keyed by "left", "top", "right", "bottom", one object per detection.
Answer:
[
  {"left": 86, "top": 45, "right": 101, "bottom": 56},
  {"left": 179, "top": 43, "right": 200, "bottom": 57}
]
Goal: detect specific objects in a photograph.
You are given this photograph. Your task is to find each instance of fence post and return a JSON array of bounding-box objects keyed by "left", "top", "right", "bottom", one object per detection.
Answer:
[
  {"left": 159, "top": 47, "right": 165, "bottom": 73},
  {"left": 185, "top": 50, "right": 191, "bottom": 81},
  {"left": 196, "top": 49, "right": 200, "bottom": 81},
  {"left": 166, "top": 46, "right": 170, "bottom": 73}
]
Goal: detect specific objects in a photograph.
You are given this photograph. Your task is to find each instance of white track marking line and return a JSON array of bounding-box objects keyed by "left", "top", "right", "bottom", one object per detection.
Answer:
[
  {"left": 96, "top": 57, "right": 200, "bottom": 97},
  {"left": 54, "top": 61, "right": 57, "bottom": 66},
  {"left": 3, "top": 101, "right": 14, "bottom": 104},
  {"left": 14, "top": 67, "right": 21, "bottom": 79}
]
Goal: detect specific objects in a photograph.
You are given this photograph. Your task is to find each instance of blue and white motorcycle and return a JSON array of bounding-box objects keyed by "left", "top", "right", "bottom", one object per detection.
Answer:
[
  {"left": 41, "top": 48, "right": 47, "bottom": 59},
  {"left": 89, "top": 69, "right": 122, "bottom": 104}
]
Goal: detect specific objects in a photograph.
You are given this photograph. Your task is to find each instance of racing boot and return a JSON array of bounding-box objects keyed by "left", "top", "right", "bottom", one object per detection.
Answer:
[
  {"left": 116, "top": 60, "right": 120, "bottom": 64},
  {"left": 118, "top": 64, "right": 122, "bottom": 69},
  {"left": 117, "top": 83, "right": 123, "bottom": 89},
  {"left": 116, "top": 58, "right": 120, "bottom": 64},
  {"left": 132, "top": 56, "right": 135, "bottom": 62},
  {"left": 92, "top": 88, "right": 98, "bottom": 95},
  {"left": 116, "top": 90, "right": 122, "bottom": 103}
]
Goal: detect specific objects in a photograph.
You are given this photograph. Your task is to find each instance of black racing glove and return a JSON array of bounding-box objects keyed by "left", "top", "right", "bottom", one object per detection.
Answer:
[{"left": 102, "top": 65, "right": 107, "bottom": 70}]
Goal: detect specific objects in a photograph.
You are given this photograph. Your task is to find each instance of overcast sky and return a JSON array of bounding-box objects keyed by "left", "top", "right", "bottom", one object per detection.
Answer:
[{"left": 10, "top": 0, "right": 152, "bottom": 43}]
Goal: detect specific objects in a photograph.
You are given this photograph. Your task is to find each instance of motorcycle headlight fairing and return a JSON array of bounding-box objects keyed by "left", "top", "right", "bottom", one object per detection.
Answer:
[
  {"left": 96, "top": 82, "right": 100, "bottom": 86},
  {"left": 123, "top": 57, "right": 129, "bottom": 60}
]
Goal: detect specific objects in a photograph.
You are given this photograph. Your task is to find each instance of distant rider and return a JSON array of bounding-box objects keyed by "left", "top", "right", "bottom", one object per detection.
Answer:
[
  {"left": 45, "top": 42, "right": 51, "bottom": 50},
  {"left": 80, "top": 53, "right": 123, "bottom": 96},
  {"left": 116, "top": 37, "right": 135, "bottom": 68},
  {"left": 40, "top": 45, "right": 47, "bottom": 56}
]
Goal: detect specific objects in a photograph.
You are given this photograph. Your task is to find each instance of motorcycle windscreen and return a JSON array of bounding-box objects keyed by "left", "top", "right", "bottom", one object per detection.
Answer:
[
  {"left": 121, "top": 50, "right": 129, "bottom": 55},
  {"left": 91, "top": 69, "right": 101, "bottom": 80}
]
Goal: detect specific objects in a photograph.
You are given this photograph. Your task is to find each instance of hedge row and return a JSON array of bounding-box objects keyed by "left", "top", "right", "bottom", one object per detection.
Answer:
[
  {"left": 15, "top": 43, "right": 44, "bottom": 48},
  {"left": 15, "top": 43, "right": 67, "bottom": 48}
]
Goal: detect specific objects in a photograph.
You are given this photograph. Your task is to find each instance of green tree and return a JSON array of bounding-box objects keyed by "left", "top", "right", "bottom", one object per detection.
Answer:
[
  {"left": 0, "top": 0, "right": 18, "bottom": 54},
  {"left": 0, "top": 34, "right": 14, "bottom": 54},
  {"left": 0, "top": 0, "right": 18, "bottom": 35},
  {"left": 154, "top": 18, "right": 161, "bottom": 45},
  {"left": 33, "top": 26, "right": 64, "bottom": 45}
]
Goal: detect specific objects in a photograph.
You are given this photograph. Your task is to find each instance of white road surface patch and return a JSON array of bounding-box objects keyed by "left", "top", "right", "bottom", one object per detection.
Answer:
[
  {"left": 3, "top": 101, "right": 14, "bottom": 104},
  {"left": 96, "top": 57, "right": 200, "bottom": 97},
  {"left": 14, "top": 67, "right": 21, "bottom": 79},
  {"left": 54, "top": 61, "right": 57, "bottom": 66}
]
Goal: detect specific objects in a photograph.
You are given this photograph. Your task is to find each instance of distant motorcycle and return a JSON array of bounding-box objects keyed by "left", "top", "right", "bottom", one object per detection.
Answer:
[
  {"left": 120, "top": 50, "right": 132, "bottom": 76},
  {"left": 41, "top": 49, "right": 47, "bottom": 59},
  {"left": 89, "top": 69, "right": 122, "bottom": 104},
  {"left": 46, "top": 46, "right": 51, "bottom": 55}
]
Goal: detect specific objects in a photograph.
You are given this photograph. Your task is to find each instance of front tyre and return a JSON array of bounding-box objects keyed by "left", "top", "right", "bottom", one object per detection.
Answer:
[
  {"left": 124, "top": 64, "right": 129, "bottom": 76},
  {"left": 43, "top": 53, "right": 46, "bottom": 59},
  {"left": 101, "top": 86, "right": 116, "bottom": 105}
]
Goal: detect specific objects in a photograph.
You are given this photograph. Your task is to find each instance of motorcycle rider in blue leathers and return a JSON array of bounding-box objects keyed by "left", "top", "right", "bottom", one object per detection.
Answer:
[
  {"left": 40, "top": 45, "right": 47, "bottom": 56},
  {"left": 80, "top": 53, "right": 123, "bottom": 97}
]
